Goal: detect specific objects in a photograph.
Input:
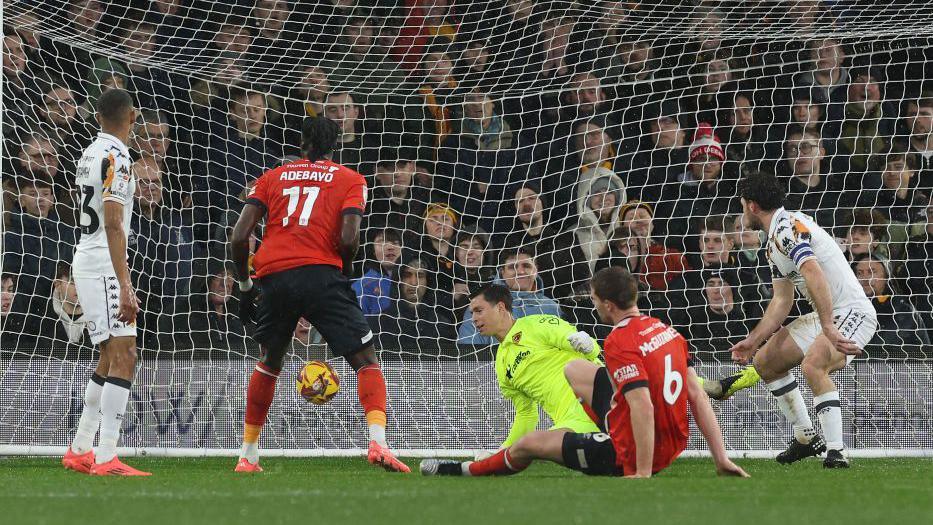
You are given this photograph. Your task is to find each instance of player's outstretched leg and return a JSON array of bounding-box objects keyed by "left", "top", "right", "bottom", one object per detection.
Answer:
[
  {"left": 421, "top": 447, "right": 530, "bottom": 477},
  {"left": 63, "top": 372, "right": 106, "bottom": 474},
  {"left": 89, "top": 337, "right": 151, "bottom": 476},
  {"left": 701, "top": 366, "right": 762, "bottom": 401},
  {"left": 235, "top": 346, "right": 285, "bottom": 473},
  {"left": 347, "top": 347, "right": 410, "bottom": 473},
  {"left": 801, "top": 336, "right": 851, "bottom": 469}
]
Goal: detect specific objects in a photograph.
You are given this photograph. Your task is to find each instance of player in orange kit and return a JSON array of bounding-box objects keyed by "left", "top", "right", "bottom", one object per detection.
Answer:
[{"left": 229, "top": 116, "right": 409, "bottom": 473}]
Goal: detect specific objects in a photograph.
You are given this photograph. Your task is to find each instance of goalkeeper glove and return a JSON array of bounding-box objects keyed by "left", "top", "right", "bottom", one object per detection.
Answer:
[
  {"left": 567, "top": 331, "right": 596, "bottom": 354},
  {"left": 236, "top": 278, "right": 261, "bottom": 325}
]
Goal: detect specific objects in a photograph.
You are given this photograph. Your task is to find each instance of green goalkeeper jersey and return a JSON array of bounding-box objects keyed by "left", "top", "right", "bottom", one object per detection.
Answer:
[{"left": 495, "top": 314, "right": 603, "bottom": 447}]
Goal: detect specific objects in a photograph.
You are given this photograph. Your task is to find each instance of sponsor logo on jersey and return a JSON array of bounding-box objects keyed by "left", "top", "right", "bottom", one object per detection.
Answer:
[
  {"left": 505, "top": 350, "right": 530, "bottom": 380},
  {"left": 613, "top": 364, "right": 640, "bottom": 383},
  {"left": 638, "top": 326, "right": 680, "bottom": 356}
]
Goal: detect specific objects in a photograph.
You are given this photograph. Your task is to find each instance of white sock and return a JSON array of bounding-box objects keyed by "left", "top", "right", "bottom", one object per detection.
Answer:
[
  {"left": 766, "top": 374, "right": 816, "bottom": 443},
  {"left": 71, "top": 374, "right": 105, "bottom": 454},
  {"left": 462, "top": 461, "right": 474, "bottom": 476},
  {"left": 240, "top": 442, "right": 259, "bottom": 464},
  {"left": 369, "top": 424, "right": 387, "bottom": 446},
  {"left": 96, "top": 378, "right": 131, "bottom": 464},
  {"left": 814, "top": 391, "right": 844, "bottom": 451}
]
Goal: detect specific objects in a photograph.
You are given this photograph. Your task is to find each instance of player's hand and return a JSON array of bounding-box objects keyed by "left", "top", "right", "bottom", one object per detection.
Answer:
[
  {"left": 716, "top": 459, "right": 750, "bottom": 478},
  {"left": 730, "top": 338, "right": 758, "bottom": 364},
  {"left": 236, "top": 281, "right": 261, "bottom": 325},
  {"left": 823, "top": 324, "right": 862, "bottom": 356},
  {"left": 117, "top": 285, "right": 139, "bottom": 325},
  {"left": 567, "top": 331, "right": 596, "bottom": 354}
]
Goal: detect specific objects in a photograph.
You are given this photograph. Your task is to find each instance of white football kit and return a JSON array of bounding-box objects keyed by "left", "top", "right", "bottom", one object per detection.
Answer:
[
  {"left": 765, "top": 207, "right": 877, "bottom": 359},
  {"left": 72, "top": 132, "right": 137, "bottom": 344}
]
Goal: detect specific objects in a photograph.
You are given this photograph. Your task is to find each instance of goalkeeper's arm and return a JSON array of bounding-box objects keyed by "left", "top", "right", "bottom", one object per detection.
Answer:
[{"left": 501, "top": 391, "right": 539, "bottom": 448}]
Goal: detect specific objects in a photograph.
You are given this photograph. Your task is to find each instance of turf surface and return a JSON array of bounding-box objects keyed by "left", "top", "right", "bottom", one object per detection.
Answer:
[{"left": 2, "top": 457, "right": 931, "bottom": 525}]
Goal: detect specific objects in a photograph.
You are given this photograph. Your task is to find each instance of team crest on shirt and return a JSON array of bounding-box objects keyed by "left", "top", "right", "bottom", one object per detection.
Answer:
[{"left": 512, "top": 331, "right": 522, "bottom": 343}]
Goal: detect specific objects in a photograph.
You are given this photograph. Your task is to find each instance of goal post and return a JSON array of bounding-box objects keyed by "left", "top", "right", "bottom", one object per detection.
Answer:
[{"left": 1, "top": 1, "right": 932, "bottom": 457}]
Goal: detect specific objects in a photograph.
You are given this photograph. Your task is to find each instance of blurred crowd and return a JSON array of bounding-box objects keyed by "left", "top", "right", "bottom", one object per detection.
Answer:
[{"left": 2, "top": 0, "right": 932, "bottom": 358}]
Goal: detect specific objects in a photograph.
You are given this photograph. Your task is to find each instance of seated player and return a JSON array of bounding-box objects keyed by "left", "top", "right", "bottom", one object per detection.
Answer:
[
  {"left": 446, "top": 283, "right": 604, "bottom": 455},
  {"left": 422, "top": 269, "right": 748, "bottom": 478}
]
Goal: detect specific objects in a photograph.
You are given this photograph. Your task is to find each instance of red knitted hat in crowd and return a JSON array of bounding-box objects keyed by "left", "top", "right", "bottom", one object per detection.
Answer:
[{"left": 689, "top": 122, "right": 725, "bottom": 162}]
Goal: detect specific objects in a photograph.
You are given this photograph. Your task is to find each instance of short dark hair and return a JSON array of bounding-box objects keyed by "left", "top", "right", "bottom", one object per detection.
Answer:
[
  {"left": 590, "top": 267, "right": 639, "bottom": 310},
  {"left": 738, "top": 171, "right": 785, "bottom": 211},
  {"left": 95, "top": 88, "right": 134, "bottom": 124},
  {"left": 469, "top": 282, "right": 513, "bottom": 311},
  {"left": 499, "top": 248, "right": 535, "bottom": 269},
  {"left": 302, "top": 116, "right": 340, "bottom": 161},
  {"left": 697, "top": 214, "right": 732, "bottom": 235}
]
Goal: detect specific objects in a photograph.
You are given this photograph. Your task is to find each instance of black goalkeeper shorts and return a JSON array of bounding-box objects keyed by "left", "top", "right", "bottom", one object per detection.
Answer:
[
  {"left": 561, "top": 431, "right": 619, "bottom": 476},
  {"left": 591, "top": 366, "right": 613, "bottom": 433},
  {"left": 253, "top": 264, "right": 373, "bottom": 356}
]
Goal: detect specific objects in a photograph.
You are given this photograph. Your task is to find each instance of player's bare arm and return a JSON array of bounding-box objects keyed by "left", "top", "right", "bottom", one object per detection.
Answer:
[
  {"left": 102, "top": 200, "right": 137, "bottom": 324},
  {"left": 731, "top": 278, "right": 794, "bottom": 364},
  {"left": 798, "top": 259, "right": 861, "bottom": 355},
  {"left": 686, "top": 368, "right": 750, "bottom": 477},
  {"left": 230, "top": 202, "right": 265, "bottom": 323},
  {"left": 625, "top": 386, "right": 655, "bottom": 478},
  {"left": 338, "top": 212, "right": 362, "bottom": 278}
]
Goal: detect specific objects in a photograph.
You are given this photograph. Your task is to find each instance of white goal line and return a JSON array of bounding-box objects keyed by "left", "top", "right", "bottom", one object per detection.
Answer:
[{"left": 3, "top": 446, "right": 932, "bottom": 459}]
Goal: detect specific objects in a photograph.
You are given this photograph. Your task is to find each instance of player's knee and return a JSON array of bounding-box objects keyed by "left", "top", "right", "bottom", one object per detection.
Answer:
[
  {"left": 345, "top": 346, "right": 378, "bottom": 371},
  {"left": 751, "top": 351, "right": 774, "bottom": 381},
  {"left": 260, "top": 346, "right": 287, "bottom": 370},
  {"left": 800, "top": 356, "right": 829, "bottom": 382}
]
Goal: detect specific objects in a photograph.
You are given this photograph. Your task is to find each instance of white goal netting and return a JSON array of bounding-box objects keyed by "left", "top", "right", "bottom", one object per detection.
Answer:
[{"left": 2, "top": 1, "right": 932, "bottom": 456}]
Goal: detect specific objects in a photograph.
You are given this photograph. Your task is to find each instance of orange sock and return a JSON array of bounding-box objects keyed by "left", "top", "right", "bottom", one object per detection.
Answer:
[
  {"left": 357, "top": 364, "right": 388, "bottom": 444},
  {"left": 241, "top": 362, "right": 279, "bottom": 462}
]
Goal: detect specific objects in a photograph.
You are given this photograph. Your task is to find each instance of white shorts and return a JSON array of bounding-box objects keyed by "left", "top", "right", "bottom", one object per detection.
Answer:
[
  {"left": 73, "top": 274, "right": 137, "bottom": 345},
  {"left": 786, "top": 309, "right": 878, "bottom": 363}
]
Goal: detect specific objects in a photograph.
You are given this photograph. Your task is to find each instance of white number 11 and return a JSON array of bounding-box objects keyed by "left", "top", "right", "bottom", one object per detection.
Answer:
[{"left": 282, "top": 186, "right": 321, "bottom": 226}]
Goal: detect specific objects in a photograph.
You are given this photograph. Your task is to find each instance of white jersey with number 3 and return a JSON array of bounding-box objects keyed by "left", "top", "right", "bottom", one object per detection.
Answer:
[
  {"left": 72, "top": 132, "right": 135, "bottom": 277},
  {"left": 766, "top": 207, "right": 872, "bottom": 313}
]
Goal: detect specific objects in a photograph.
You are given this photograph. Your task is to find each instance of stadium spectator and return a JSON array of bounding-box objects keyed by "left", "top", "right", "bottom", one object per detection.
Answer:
[
  {"left": 854, "top": 254, "right": 930, "bottom": 353},
  {"left": 189, "top": 268, "right": 247, "bottom": 348},
  {"left": 366, "top": 154, "right": 428, "bottom": 236},
  {"left": 403, "top": 46, "right": 460, "bottom": 162},
  {"left": 543, "top": 119, "right": 621, "bottom": 226},
  {"left": 281, "top": 65, "right": 331, "bottom": 154},
  {"left": 540, "top": 72, "right": 618, "bottom": 156},
  {"left": 858, "top": 150, "right": 929, "bottom": 224},
  {"left": 2, "top": 173, "right": 75, "bottom": 338},
  {"left": 826, "top": 67, "right": 897, "bottom": 179},
  {"left": 117, "top": 20, "right": 188, "bottom": 114},
  {"left": 133, "top": 109, "right": 194, "bottom": 213},
  {"left": 248, "top": 0, "right": 296, "bottom": 74},
  {"left": 794, "top": 38, "right": 849, "bottom": 105},
  {"left": 1, "top": 274, "right": 14, "bottom": 319},
  {"left": 130, "top": 157, "right": 196, "bottom": 342},
  {"left": 79, "top": 58, "right": 128, "bottom": 120},
  {"left": 457, "top": 249, "right": 561, "bottom": 346},
  {"left": 498, "top": 183, "right": 591, "bottom": 302},
  {"left": 670, "top": 267, "right": 754, "bottom": 355},
  {"left": 328, "top": 16, "right": 409, "bottom": 95},
  {"left": 596, "top": 201, "right": 690, "bottom": 293},
  {"left": 527, "top": 17, "right": 574, "bottom": 90},
  {"left": 842, "top": 208, "right": 889, "bottom": 261},
  {"left": 792, "top": 87, "right": 827, "bottom": 133},
  {"left": 455, "top": 41, "right": 494, "bottom": 91},
  {"left": 207, "top": 84, "right": 277, "bottom": 217},
  {"left": 778, "top": 125, "right": 843, "bottom": 225},
  {"left": 902, "top": 97, "right": 933, "bottom": 189},
  {"left": 900, "top": 197, "right": 933, "bottom": 336},
  {"left": 603, "top": 38, "right": 661, "bottom": 104},
  {"left": 656, "top": 123, "right": 739, "bottom": 242},
  {"left": 686, "top": 55, "right": 736, "bottom": 127},
  {"left": 418, "top": 203, "right": 459, "bottom": 304},
  {"left": 371, "top": 258, "right": 457, "bottom": 351},
  {"left": 624, "top": 99, "right": 688, "bottom": 204},
  {"left": 719, "top": 92, "right": 769, "bottom": 178},
  {"left": 574, "top": 171, "right": 626, "bottom": 272},
  {"left": 728, "top": 212, "right": 772, "bottom": 295},
  {"left": 3, "top": 34, "right": 35, "bottom": 138},
  {"left": 209, "top": 12, "right": 253, "bottom": 58},
  {"left": 35, "top": 78, "right": 94, "bottom": 179},
  {"left": 352, "top": 229, "right": 403, "bottom": 316},
  {"left": 46, "top": 0, "right": 103, "bottom": 94},
  {"left": 51, "top": 263, "right": 88, "bottom": 345},
  {"left": 324, "top": 91, "right": 381, "bottom": 175},
  {"left": 451, "top": 224, "right": 495, "bottom": 319},
  {"left": 437, "top": 90, "right": 530, "bottom": 220},
  {"left": 393, "top": 0, "right": 458, "bottom": 71}
]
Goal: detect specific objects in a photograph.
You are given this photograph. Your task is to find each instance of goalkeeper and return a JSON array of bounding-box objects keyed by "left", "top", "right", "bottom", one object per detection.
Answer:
[{"left": 460, "top": 283, "right": 603, "bottom": 454}]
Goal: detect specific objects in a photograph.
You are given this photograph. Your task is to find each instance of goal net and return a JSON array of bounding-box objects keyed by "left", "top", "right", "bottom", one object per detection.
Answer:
[{"left": 2, "top": 1, "right": 932, "bottom": 457}]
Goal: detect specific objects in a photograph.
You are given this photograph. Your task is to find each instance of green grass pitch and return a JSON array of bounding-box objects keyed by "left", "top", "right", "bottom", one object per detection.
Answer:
[{"left": 2, "top": 457, "right": 932, "bottom": 525}]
